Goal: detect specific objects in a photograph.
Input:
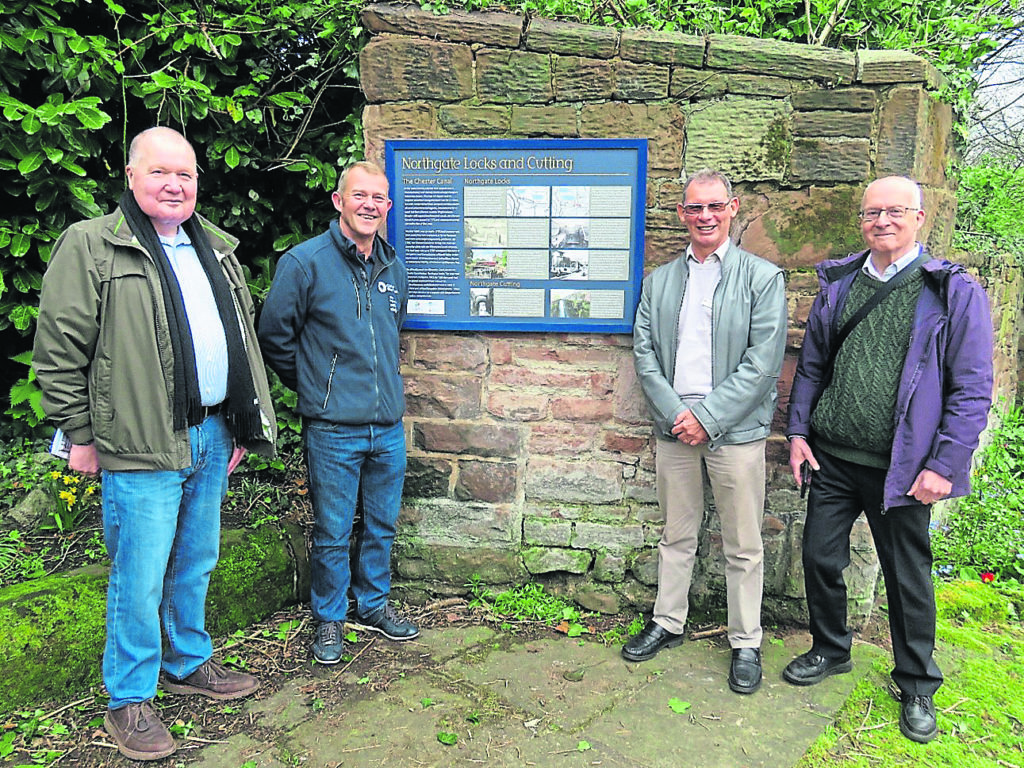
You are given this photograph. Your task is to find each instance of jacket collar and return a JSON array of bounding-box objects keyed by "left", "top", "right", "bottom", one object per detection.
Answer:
[
  {"left": 103, "top": 206, "right": 239, "bottom": 259},
  {"left": 329, "top": 219, "right": 396, "bottom": 268}
]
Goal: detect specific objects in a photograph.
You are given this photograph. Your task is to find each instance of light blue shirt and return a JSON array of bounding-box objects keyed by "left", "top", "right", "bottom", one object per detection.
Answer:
[
  {"left": 160, "top": 229, "right": 228, "bottom": 406},
  {"left": 863, "top": 243, "right": 921, "bottom": 282}
]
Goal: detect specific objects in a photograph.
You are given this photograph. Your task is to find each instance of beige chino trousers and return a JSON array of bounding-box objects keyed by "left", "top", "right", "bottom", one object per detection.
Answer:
[{"left": 652, "top": 437, "right": 766, "bottom": 648}]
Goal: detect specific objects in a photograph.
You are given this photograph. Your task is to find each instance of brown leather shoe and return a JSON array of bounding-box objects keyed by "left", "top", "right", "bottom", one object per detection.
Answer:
[
  {"left": 104, "top": 701, "right": 176, "bottom": 761},
  {"left": 161, "top": 659, "right": 260, "bottom": 700}
]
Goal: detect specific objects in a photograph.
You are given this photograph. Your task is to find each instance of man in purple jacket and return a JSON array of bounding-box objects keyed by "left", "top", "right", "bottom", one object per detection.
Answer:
[{"left": 783, "top": 176, "right": 993, "bottom": 744}]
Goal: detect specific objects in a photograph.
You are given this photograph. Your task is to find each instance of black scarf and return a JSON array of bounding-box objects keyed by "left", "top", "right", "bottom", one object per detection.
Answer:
[{"left": 119, "top": 190, "right": 262, "bottom": 445}]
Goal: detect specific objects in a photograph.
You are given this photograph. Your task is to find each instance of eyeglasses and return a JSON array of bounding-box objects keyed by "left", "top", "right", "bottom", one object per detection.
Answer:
[
  {"left": 680, "top": 201, "right": 732, "bottom": 217},
  {"left": 858, "top": 206, "right": 918, "bottom": 222}
]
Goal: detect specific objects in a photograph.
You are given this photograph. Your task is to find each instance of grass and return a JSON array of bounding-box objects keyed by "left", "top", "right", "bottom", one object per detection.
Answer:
[{"left": 795, "top": 579, "right": 1024, "bottom": 768}]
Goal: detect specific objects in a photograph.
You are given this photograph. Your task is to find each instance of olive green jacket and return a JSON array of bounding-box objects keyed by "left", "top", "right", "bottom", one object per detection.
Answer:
[
  {"left": 633, "top": 242, "right": 787, "bottom": 447},
  {"left": 33, "top": 208, "right": 276, "bottom": 471}
]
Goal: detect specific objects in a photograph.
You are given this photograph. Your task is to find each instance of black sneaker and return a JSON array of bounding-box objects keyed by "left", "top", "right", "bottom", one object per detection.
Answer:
[
  {"left": 312, "top": 620, "right": 344, "bottom": 664},
  {"left": 355, "top": 603, "right": 420, "bottom": 641}
]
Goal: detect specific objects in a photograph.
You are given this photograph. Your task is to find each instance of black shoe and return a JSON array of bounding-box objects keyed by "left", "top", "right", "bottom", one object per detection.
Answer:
[
  {"left": 782, "top": 650, "right": 853, "bottom": 685},
  {"left": 900, "top": 694, "right": 937, "bottom": 743},
  {"left": 621, "top": 620, "right": 684, "bottom": 662},
  {"left": 728, "top": 647, "right": 762, "bottom": 694},
  {"left": 312, "top": 620, "right": 344, "bottom": 664},
  {"left": 355, "top": 603, "right": 420, "bottom": 641}
]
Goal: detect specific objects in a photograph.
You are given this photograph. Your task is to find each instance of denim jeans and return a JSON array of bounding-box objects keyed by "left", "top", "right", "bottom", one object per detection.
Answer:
[
  {"left": 101, "top": 414, "right": 232, "bottom": 709},
  {"left": 303, "top": 419, "right": 406, "bottom": 623}
]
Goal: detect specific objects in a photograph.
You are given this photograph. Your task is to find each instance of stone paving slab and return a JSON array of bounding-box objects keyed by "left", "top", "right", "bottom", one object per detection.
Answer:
[{"left": 190, "top": 628, "right": 884, "bottom": 768}]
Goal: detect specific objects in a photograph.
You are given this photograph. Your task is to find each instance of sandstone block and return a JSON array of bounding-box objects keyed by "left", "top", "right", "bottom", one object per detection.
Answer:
[
  {"left": 736, "top": 185, "right": 863, "bottom": 268},
  {"left": 523, "top": 515, "right": 573, "bottom": 547},
  {"left": 525, "top": 458, "right": 622, "bottom": 503},
  {"left": 360, "top": 37, "right": 473, "bottom": 103},
  {"left": 487, "top": 391, "right": 549, "bottom": 421},
  {"left": 439, "top": 105, "right": 511, "bottom": 135},
  {"left": 528, "top": 422, "right": 601, "bottom": 456},
  {"left": 362, "top": 103, "right": 437, "bottom": 168},
  {"left": 728, "top": 74, "right": 809, "bottom": 97},
  {"left": 708, "top": 35, "right": 856, "bottom": 84},
  {"left": 789, "top": 138, "right": 870, "bottom": 182},
  {"left": 643, "top": 227, "right": 686, "bottom": 272},
  {"left": 602, "top": 431, "right": 649, "bottom": 454},
  {"left": 414, "top": 421, "right": 522, "bottom": 457},
  {"left": 394, "top": 541, "right": 526, "bottom": 584},
  {"left": 858, "top": 49, "right": 940, "bottom": 86},
  {"left": 455, "top": 460, "right": 518, "bottom": 503},
  {"left": 405, "top": 374, "right": 483, "bottom": 419},
  {"left": 792, "top": 110, "right": 873, "bottom": 138},
  {"left": 361, "top": 3, "right": 523, "bottom": 47},
  {"left": 791, "top": 88, "right": 876, "bottom": 111},
  {"left": 685, "top": 99, "right": 790, "bottom": 181},
  {"left": 550, "top": 397, "right": 615, "bottom": 422},
  {"left": 630, "top": 547, "right": 659, "bottom": 585},
  {"left": 580, "top": 102, "right": 685, "bottom": 173},
  {"left": 523, "top": 547, "right": 592, "bottom": 574},
  {"left": 593, "top": 552, "right": 627, "bottom": 583},
  {"left": 553, "top": 55, "right": 615, "bottom": 101},
  {"left": 410, "top": 334, "right": 489, "bottom": 372},
  {"left": 525, "top": 18, "right": 618, "bottom": 57},
  {"left": 572, "top": 521, "right": 644, "bottom": 552},
  {"left": 511, "top": 106, "right": 579, "bottom": 137},
  {"left": 670, "top": 68, "right": 728, "bottom": 100},
  {"left": 404, "top": 457, "right": 452, "bottom": 499},
  {"left": 876, "top": 88, "right": 951, "bottom": 186},
  {"left": 477, "top": 49, "right": 552, "bottom": 104},
  {"left": 401, "top": 499, "right": 521, "bottom": 546},
  {"left": 614, "top": 60, "right": 669, "bottom": 100},
  {"left": 573, "top": 583, "right": 621, "bottom": 613},
  {"left": 620, "top": 29, "right": 704, "bottom": 66}
]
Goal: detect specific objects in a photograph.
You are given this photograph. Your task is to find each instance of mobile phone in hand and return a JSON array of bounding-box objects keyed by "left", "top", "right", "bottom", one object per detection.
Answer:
[{"left": 800, "top": 460, "right": 812, "bottom": 499}]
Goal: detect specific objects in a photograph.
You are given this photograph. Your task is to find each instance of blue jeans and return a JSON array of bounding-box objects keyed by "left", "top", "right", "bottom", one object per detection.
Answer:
[
  {"left": 101, "top": 414, "right": 232, "bottom": 709},
  {"left": 304, "top": 419, "right": 406, "bottom": 623}
]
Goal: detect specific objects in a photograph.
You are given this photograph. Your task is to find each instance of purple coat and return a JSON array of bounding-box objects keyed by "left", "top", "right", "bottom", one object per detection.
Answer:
[{"left": 787, "top": 249, "right": 993, "bottom": 510}]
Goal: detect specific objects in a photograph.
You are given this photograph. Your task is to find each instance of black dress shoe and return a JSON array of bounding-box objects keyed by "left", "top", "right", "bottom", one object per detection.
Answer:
[
  {"left": 899, "top": 694, "right": 937, "bottom": 743},
  {"left": 782, "top": 650, "right": 853, "bottom": 685},
  {"left": 728, "top": 647, "right": 762, "bottom": 694},
  {"left": 621, "top": 620, "right": 684, "bottom": 662}
]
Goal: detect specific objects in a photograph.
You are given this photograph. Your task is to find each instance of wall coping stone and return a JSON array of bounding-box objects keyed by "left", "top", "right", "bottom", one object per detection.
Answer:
[{"left": 361, "top": 2, "right": 523, "bottom": 47}]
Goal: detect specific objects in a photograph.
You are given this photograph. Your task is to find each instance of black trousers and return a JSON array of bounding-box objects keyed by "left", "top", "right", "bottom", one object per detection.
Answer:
[{"left": 803, "top": 449, "right": 943, "bottom": 695}]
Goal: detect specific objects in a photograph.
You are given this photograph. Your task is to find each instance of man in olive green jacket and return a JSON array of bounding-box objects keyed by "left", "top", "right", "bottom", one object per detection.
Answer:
[
  {"left": 628, "top": 169, "right": 787, "bottom": 696},
  {"left": 33, "top": 127, "right": 275, "bottom": 761}
]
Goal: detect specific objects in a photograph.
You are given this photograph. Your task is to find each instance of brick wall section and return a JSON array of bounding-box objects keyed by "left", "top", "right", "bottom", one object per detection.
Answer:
[{"left": 358, "top": 3, "right": 1020, "bottom": 625}]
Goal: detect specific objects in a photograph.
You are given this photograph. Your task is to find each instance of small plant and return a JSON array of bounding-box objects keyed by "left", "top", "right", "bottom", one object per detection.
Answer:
[
  {"left": 932, "top": 405, "right": 1024, "bottom": 581},
  {"left": 436, "top": 730, "right": 457, "bottom": 746},
  {"left": 40, "top": 469, "right": 99, "bottom": 533}
]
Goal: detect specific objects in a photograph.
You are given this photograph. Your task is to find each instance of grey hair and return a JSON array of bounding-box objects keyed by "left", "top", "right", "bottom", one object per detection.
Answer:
[
  {"left": 127, "top": 126, "right": 194, "bottom": 168},
  {"left": 336, "top": 160, "right": 388, "bottom": 194},
  {"left": 682, "top": 168, "right": 734, "bottom": 201}
]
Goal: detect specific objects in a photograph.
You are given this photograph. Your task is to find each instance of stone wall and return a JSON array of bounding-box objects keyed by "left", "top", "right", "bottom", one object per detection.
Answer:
[{"left": 357, "top": 4, "right": 1021, "bottom": 625}]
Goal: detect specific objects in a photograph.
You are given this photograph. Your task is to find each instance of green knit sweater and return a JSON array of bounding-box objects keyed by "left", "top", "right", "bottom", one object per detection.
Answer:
[{"left": 811, "top": 268, "right": 924, "bottom": 467}]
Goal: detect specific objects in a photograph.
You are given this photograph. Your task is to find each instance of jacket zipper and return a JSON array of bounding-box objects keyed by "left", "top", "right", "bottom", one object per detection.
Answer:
[
  {"left": 351, "top": 276, "right": 362, "bottom": 319},
  {"left": 323, "top": 353, "right": 338, "bottom": 410}
]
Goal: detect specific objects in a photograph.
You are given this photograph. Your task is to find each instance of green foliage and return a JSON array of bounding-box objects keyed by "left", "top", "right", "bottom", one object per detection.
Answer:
[
  {"left": 38, "top": 468, "right": 99, "bottom": 534},
  {"left": 932, "top": 405, "right": 1024, "bottom": 581},
  {"left": 1, "top": 0, "right": 367, "bottom": 428},
  {"left": 468, "top": 578, "right": 590, "bottom": 631},
  {"left": 954, "top": 159, "right": 1024, "bottom": 263},
  {"left": 797, "top": 580, "right": 1024, "bottom": 766}
]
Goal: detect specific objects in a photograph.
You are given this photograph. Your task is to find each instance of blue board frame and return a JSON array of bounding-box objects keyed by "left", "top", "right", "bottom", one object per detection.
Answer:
[{"left": 385, "top": 139, "right": 647, "bottom": 333}]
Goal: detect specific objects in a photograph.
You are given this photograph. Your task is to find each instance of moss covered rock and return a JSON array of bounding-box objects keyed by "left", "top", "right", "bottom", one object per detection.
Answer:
[{"left": 0, "top": 522, "right": 309, "bottom": 716}]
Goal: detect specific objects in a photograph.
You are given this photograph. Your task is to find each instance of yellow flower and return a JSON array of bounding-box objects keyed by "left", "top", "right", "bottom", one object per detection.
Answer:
[
  {"left": 84, "top": 486, "right": 96, "bottom": 496},
  {"left": 49, "top": 470, "right": 61, "bottom": 479},
  {"left": 63, "top": 475, "right": 80, "bottom": 485},
  {"left": 59, "top": 490, "right": 77, "bottom": 510}
]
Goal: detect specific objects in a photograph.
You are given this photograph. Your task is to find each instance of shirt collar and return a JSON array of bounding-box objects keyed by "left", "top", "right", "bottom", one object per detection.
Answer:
[
  {"left": 158, "top": 227, "right": 192, "bottom": 248},
  {"left": 863, "top": 243, "right": 921, "bottom": 280},
  {"left": 686, "top": 238, "right": 730, "bottom": 264}
]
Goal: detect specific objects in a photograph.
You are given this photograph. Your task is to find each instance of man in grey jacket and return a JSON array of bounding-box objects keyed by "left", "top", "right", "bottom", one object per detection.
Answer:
[
  {"left": 628, "top": 169, "right": 787, "bottom": 694},
  {"left": 34, "top": 127, "right": 276, "bottom": 761}
]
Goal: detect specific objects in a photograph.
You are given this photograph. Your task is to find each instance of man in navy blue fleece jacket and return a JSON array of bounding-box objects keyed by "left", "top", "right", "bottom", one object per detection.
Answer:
[{"left": 259, "top": 161, "right": 416, "bottom": 665}]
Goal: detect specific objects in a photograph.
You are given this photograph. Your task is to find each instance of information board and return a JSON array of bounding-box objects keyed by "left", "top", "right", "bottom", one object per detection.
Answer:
[{"left": 385, "top": 139, "right": 647, "bottom": 333}]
